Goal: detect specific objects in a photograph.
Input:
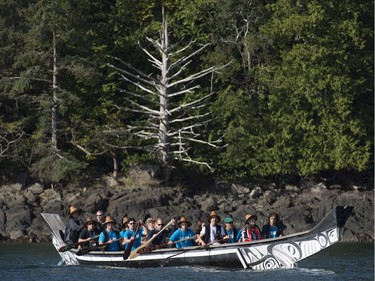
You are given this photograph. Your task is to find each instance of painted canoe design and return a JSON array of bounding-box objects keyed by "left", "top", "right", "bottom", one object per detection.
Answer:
[{"left": 42, "top": 205, "right": 353, "bottom": 270}]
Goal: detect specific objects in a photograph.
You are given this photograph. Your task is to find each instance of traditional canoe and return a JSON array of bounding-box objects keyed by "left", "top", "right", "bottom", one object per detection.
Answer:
[{"left": 42, "top": 205, "right": 353, "bottom": 270}]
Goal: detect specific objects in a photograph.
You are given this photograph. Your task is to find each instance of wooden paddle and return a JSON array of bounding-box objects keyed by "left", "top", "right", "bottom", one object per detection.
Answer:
[
  {"left": 127, "top": 218, "right": 175, "bottom": 260},
  {"left": 137, "top": 234, "right": 198, "bottom": 254},
  {"left": 122, "top": 221, "right": 142, "bottom": 260},
  {"left": 59, "top": 230, "right": 65, "bottom": 241},
  {"left": 58, "top": 235, "right": 100, "bottom": 252},
  {"left": 76, "top": 237, "right": 123, "bottom": 256}
]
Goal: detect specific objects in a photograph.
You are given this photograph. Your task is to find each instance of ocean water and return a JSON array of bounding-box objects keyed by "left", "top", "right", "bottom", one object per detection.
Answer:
[{"left": 0, "top": 242, "right": 373, "bottom": 281}]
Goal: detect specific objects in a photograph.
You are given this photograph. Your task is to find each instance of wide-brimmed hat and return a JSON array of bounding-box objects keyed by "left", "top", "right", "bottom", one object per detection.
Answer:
[
  {"left": 84, "top": 216, "right": 97, "bottom": 226},
  {"left": 121, "top": 216, "right": 129, "bottom": 228},
  {"left": 208, "top": 211, "right": 221, "bottom": 223},
  {"left": 178, "top": 216, "right": 192, "bottom": 227},
  {"left": 103, "top": 216, "right": 116, "bottom": 226},
  {"left": 245, "top": 214, "right": 258, "bottom": 223},
  {"left": 69, "top": 206, "right": 79, "bottom": 215}
]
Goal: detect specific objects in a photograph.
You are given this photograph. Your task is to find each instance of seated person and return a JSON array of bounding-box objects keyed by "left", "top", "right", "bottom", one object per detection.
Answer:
[
  {"left": 98, "top": 216, "right": 122, "bottom": 251},
  {"left": 241, "top": 213, "right": 262, "bottom": 242},
  {"left": 168, "top": 217, "right": 196, "bottom": 248},
  {"left": 262, "top": 212, "right": 285, "bottom": 238},
  {"left": 64, "top": 206, "right": 84, "bottom": 246},
  {"left": 222, "top": 217, "right": 241, "bottom": 243},
  {"left": 78, "top": 216, "right": 101, "bottom": 248},
  {"left": 122, "top": 218, "right": 143, "bottom": 251},
  {"left": 197, "top": 211, "right": 225, "bottom": 246},
  {"left": 146, "top": 218, "right": 169, "bottom": 246}
]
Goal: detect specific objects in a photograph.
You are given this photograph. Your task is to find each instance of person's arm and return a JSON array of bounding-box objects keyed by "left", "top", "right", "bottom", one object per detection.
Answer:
[
  {"left": 168, "top": 229, "right": 178, "bottom": 244},
  {"left": 146, "top": 229, "right": 155, "bottom": 241},
  {"left": 261, "top": 224, "right": 268, "bottom": 239},
  {"left": 98, "top": 232, "right": 105, "bottom": 245},
  {"left": 78, "top": 229, "right": 88, "bottom": 243},
  {"left": 68, "top": 219, "right": 84, "bottom": 232},
  {"left": 122, "top": 230, "right": 133, "bottom": 245},
  {"left": 196, "top": 227, "right": 206, "bottom": 246}
]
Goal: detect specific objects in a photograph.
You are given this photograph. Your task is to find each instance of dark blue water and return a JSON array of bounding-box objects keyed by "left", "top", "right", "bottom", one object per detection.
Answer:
[{"left": 0, "top": 242, "right": 373, "bottom": 281}]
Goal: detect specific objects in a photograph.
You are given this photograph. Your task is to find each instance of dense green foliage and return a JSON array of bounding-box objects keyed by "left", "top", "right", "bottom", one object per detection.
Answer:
[{"left": 0, "top": 0, "right": 373, "bottom": 185}]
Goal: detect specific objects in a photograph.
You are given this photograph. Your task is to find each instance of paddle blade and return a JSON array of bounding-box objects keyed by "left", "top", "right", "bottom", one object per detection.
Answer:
[
  {"left": 58, "top": 245, "right": 70, "bottom": 252},
  {"left": 128, "top": 250, "right": 140, "bottom": 260},
  {"left": 123, "top": 243, "right": 133, "bottom": 260},
  {"left": 76, "top": 246, "right": 103, "bottom": 256}
]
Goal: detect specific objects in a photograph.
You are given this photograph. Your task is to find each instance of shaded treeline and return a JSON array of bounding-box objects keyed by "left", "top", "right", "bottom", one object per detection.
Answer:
[{"left": 0, "top": 0, "right": 373, "bottom": 187}]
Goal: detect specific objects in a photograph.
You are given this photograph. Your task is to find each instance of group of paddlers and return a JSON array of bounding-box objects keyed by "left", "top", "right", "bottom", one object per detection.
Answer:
[{"left": 63, "top": 206, "right": 286, "bottom": 254}]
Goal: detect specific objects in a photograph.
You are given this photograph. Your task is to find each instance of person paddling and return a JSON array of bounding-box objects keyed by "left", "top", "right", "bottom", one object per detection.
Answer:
[
  {"left": 146, "top": 218, "right": 169, "bottom": 246},
  {"left": 122, "top": 218, "right": 143, "bottom": 251},
  {"left": 78, "top": 216, "right": 101, "bottom": 248},
  {"left": 98, "top": 216, "right": 122, "bottom": 251},
  {"left": 168, "top": 217, "right": 196, "bottom": 248},
  {"left": 197, "top": 211, "right": 225, "bottom": 246}
]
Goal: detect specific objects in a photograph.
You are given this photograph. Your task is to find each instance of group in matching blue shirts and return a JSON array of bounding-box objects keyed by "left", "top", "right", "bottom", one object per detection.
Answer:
[{"left": 65, "top": 205, "right": 285, "bottom": 253}]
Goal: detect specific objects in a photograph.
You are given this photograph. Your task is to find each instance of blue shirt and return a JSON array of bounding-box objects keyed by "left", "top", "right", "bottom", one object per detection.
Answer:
[
  {"left": 224, "top": 228, "right": 242, "bottom": 243},
  {"left": 122, "top": 228, "right": 143, "bottom": 251},
  {"left": 99, "top": 230, "right": 121, "bottom": 251},
  {"left": 169, "top": 228, "right": 196, "bottom": 248},
  {"left": 269, "top": 226, "right": 278, "bottom": 238}
]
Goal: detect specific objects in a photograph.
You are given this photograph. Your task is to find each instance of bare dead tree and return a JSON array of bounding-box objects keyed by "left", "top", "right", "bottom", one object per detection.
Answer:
[
  {"left": 0, "top": 129, "right": 24, "bottom": 158},
  {"left": 107, "top": 8, "right": 228, "bottom": 183}
]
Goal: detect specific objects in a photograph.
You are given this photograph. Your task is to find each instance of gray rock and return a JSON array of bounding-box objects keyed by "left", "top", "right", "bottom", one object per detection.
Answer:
[
  {"left": 200, "top": 197, "right": 216, "bottom": 212},
  {"left": 249, "top": 186, "right": 262, "bottom": 199},
  {"left": 27, "top": 183, "right": 44, "bottom": 195},
  {"left": 0, "top": 178, "right": 373, "bottom": 243}
]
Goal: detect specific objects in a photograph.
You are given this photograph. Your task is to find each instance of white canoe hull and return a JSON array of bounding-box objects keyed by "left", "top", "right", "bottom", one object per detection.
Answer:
[{"left": 42, "top": 206, "right": 353, "bottom": 270}]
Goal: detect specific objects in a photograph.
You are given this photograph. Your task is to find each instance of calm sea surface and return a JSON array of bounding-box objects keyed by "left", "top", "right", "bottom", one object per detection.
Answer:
[{"left": 0, "top": 242, "right": 373, "bottom": 281}]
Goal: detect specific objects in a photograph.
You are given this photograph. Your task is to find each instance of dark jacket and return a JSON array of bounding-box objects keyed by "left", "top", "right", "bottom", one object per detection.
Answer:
[
  {"left": 146, "top": 228, "right": 168, "bottom": 246},
  {"left": 64, "top": 217, "right": 84, "bottom": 245}
]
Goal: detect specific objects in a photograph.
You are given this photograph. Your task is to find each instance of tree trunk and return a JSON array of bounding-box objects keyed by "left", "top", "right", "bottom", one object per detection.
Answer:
[
  {"left": 51, "top": 30, "right": 58, "bottom": 153},
  {"left": 158, "top": 10, "right": 171, "bottom": 184}
]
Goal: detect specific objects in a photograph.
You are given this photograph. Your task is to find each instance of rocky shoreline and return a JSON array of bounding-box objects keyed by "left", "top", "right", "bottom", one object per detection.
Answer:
[{"left": 0, "top": 175, "right": 373, "bottom": 243}]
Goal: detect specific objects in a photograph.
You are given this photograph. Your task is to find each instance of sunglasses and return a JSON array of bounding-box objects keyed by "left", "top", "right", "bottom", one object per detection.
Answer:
[
  {"left": 158, "top": 224, "right": 165, "bottom": 226},
  {"left": 128, "top": 222, "right": 135, "bottom": 225},
  {"left": 87, "top": 223, "right": 94, "bottom": 225}
]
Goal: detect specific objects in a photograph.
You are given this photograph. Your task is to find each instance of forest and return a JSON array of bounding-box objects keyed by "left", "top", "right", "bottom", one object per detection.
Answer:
[{"left": 0, "top": 0, "right": 373, "bottom": 187}]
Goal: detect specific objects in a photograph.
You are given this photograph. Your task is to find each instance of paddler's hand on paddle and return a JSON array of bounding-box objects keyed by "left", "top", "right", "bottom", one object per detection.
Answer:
[
  {"left": 123, "top": 237, "right": 134, "bottom": 245},
  {"left": 196, "top": 234, "right": 206, "bottom": 246}
]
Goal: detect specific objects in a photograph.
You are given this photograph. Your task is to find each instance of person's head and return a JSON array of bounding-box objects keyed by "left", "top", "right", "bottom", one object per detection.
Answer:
[
  {"left": 145, "top": 218, "right": 155, "bottom": 230},
  {"left": 268, "top": 212, "right": 279, "bottom": 226},
  {"left": 69, "top": 206, "right": 80, "bottom": 218},
  {"left": 224, "top": 217, "right": 234, "bottom": 229},
  {"left": 121, "top": 215, "right": 129, "bottom": 230},
  {"left": 178, "top": 217, "right": 192, "bottom": 230},
  {"left": 245, "top": 214, "right": 258, "bottom": 226},
  {"left": 84, "top": 217, "right": 96, "bottom": 230},
  {"left": 127, "top": 218, "right": 136, "bottom": 230},
  {"left": 103, "top": 216, "right": 116, "bottom": 230},
  {"left": 155, "top": 218, "right": 164, "bottom": 230},
  {"left": 208, "top": 211, "right": 221, "bottom": 225},
  {"left": 96, "top": 210, "right": 105, "bottom": 222}
]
